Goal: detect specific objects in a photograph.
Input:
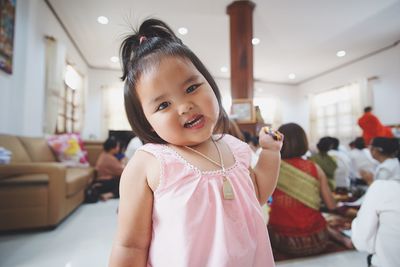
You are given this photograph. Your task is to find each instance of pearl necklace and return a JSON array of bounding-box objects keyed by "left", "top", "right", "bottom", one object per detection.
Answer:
[{"left": 184, "top": 139, "right": 235, "bottom": 200}]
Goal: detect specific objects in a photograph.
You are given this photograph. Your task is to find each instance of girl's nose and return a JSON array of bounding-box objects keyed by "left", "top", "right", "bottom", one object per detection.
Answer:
[{"left": 178, "top": 102, "right": 194, "bottom": 115}]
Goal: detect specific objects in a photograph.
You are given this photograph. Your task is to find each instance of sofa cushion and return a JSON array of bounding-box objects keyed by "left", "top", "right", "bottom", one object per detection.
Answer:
[
  {"left": 0, "top": 134, "right": 31, "bottom": 163},
  {"left": 19, "top": 136, "right": 57, "bottom": 162},
  {"left": 0, "top": 174, "right": 48, "bottom": 186},
  {"left": 0, "top": 180, "right": 48, "bottom": 230},
  {"left": 47, "top": 133, "right": 89, "bottom": 167},
  {"left": 66, "top": 167, "right": 94, "bottom": 197}
]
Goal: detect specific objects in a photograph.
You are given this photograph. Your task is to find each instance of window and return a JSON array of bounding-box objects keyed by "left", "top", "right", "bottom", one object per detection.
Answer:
[
  {"left": 56, "top": 65, "right": 83, "bottom": 133},
  {"left": 310, "top": 82, "right": 361, "bottom": 146}
]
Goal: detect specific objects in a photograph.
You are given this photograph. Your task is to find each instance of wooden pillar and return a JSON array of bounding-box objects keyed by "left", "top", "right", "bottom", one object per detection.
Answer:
[
  {"left": 226, "top": 0, "right": 255, "bottom": 100},
  {"left": 227, "top": 1, "right": 256, "bottom": 135}
]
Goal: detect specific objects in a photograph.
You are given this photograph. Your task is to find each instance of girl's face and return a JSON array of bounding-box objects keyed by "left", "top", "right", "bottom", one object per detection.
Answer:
[{"left": 136, "top": 56, "right": 220, "bottom": 146}]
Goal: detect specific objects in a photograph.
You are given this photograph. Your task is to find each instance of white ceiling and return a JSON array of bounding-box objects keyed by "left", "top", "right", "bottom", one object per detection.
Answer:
[{"left": 47, "top": 0, "right": 400, "bottom": 84}]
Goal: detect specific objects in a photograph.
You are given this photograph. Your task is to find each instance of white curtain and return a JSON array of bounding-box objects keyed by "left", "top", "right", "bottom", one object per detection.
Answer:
[
  {"left": 309, "top": 93, "right": 318, "bottom": 144},
  {"left": 309, "top": 82, "right": 363, "bottom": 146},
  {"left": 101, "top": 86, "right": 131, "bottom": 138},
  {"left": 43, "top": 37, "right": 66, "bottom": 134}
]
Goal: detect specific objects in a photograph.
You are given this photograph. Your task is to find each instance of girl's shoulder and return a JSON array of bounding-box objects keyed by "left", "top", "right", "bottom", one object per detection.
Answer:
[
  {"left": 219, "top": 134, "right": 252, "bottom": 165},
  {"left": 137, "top": 143, "right": 173, "bottom": 158},
  {"left": 219, "top": 134, "right": 249, "bottom": 150},
  {"left": 139, "top": 142, "right": 165, "bottom": 151},
  {"left": 127, "top": 144, "right": 169, "bottom": 192}
]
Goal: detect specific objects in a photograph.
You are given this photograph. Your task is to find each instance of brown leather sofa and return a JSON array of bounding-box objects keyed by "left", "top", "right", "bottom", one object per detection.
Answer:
[{"left": 0, "top": 134, "right": 102, "bottom": 231}]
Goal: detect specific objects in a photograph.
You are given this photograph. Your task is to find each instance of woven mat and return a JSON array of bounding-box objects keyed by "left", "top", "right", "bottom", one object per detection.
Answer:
[
  {"left": 273, "top": 212, "right": 355, "bottom": 262},
  {"left": 273, "top": 239, "right": 353, "bottom": 262}
]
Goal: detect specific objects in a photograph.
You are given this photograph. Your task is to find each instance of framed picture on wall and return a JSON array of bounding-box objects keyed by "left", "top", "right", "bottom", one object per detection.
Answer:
[
  {"left": 0, "top": 0, "right": 16, "bottom": 74},
  {"left": 231, "top": 99, "right": 255, "bottom": 123}
]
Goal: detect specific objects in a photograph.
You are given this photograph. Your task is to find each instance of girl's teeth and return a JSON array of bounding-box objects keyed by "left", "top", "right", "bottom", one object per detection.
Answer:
[{"left": 186, "top": 116, "right": 201, "bottom": 128}]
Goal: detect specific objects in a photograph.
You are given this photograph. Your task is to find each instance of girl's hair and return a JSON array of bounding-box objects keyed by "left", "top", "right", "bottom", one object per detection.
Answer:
[
  {"left": 120, "top": 18, "right": 229, "bottom": 144},
  {"left": 278, "top": 123, "right": 308, "bottom": 159},
  {"left": 227, "top": 119, "right": 245, "bottom": 141}
]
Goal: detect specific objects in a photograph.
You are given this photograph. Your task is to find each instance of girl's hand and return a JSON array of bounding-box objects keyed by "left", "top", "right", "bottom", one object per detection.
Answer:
[{"left": 258, "top": 127, "right": 284, "bottom": 151}]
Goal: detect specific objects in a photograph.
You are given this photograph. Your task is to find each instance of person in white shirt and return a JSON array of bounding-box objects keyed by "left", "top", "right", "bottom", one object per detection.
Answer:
[
  {"left": 349, "top": 137, "right": 378, "bottom": 179},
  {"left": 124, "top": 136, "right": 144, "bottom": 160},
  {"left": 328, "top": 137, "right": 352, "bottom": 189},
  {"left": 360, "top": 138, "right": 400, "bottom": 185},
  {"left": 352, "top": 137, "right": 400, "bottom": 267}
]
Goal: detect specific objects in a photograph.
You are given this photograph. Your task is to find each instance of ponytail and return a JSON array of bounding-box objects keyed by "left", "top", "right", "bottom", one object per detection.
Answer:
[
  {"left": 120, "top": 19, "right": 183, "bottom": 82},
  {"left": 120, "top": 34, "right": 140, "bottom": 82}
]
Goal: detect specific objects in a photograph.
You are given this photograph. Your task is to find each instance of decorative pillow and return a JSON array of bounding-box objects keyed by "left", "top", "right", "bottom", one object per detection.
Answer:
[{"left": 47, "top": 133, "right": 89, "bottom": 167}]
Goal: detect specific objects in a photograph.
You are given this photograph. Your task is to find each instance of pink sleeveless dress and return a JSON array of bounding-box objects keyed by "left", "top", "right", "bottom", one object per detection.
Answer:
[{"left": 139, "top": 134, "right": 275, "bottom": 267}]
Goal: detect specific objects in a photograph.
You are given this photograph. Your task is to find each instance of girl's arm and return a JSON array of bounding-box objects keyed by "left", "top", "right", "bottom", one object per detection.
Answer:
[
  {"left": 316, "top": 164, "right": 336, "bottom": 210},
  {"left": 109, "top": 151, "right": 156, "bottom": 267},
  {"left": 251, "top": 129, "right": 282, "bottom": 204}
]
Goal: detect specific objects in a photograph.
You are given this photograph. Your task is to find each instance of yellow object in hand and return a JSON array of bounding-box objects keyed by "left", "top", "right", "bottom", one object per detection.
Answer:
[{"left": 263, "top": 126, "right": 282, "bottom": 141}]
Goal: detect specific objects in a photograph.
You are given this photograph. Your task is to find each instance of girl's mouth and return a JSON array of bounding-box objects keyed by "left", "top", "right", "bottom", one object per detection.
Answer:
[{"left": 184, "top": 115, "right": 204, "bottom": 129}]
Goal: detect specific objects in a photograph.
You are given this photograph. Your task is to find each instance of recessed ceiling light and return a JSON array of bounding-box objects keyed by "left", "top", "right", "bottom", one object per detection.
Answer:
[
  {"left": 110, "top": 56, "right": 119, "bottom": 63},
  {"left": 336, "top": 50, "right": 346, "bottom": 57},
  {"left": 252, "top": 38, "right": 260, "bottom": 45},
  {"left": 288, "top": 73, "right": 296, "bottom": 80},
  {"left": 97, "top": 16, "right": 109, "bottom": 25},
  {"left": 178, "top": 27, "right": 188, "bottom": 35},
  {"left": 220, "top": 66, "right": 228, "bottom": 73}
]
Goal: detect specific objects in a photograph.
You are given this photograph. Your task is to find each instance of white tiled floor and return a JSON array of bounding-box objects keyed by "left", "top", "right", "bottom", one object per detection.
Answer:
[
  {"left": 0, "top": 200, "right": 118, "bottom": 267},
  {"left": 0, "top": 200, "right": 368, "bottom": 267}
]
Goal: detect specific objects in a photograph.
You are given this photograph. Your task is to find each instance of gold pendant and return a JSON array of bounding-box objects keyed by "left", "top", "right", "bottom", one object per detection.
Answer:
[{"left": 223, "top": 176, "right": 234, "bottom": 200}]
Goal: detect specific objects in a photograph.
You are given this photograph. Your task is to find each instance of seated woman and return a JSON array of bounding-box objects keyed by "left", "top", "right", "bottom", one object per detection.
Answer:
[
  {"left": 352, "top": 137, "right": 400, "bottom": 267},
  {"left": 95, "top": 137, "right": 125, "bottom": 200},
  {"left": 310, "top": 136, "right": 337, "bottom": 191},
  {"left": 268, "top": 123, "right": 352, "bottom": 256}
]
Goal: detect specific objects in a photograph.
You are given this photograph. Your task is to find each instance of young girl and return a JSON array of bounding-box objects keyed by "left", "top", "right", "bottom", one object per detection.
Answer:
[{"left": 109, "top": 18, "right": 282, "bottom": 267}]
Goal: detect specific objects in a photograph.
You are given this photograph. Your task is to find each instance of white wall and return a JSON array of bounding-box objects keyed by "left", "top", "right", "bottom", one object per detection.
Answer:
[
  {"left": 298, "top": 43, "right": 400, "bottom": 133},
  {"left": 253, "top": 81, "right": 305, "bottom": 125},
  {"left": 214, "top": 78, "right": 303, "bottom": 124},
  {"left": 0, "top": 0, "right": 30, "bottom": 135},
  {"left": 0, "top": 0, "right": 88, "bottom": 136}
]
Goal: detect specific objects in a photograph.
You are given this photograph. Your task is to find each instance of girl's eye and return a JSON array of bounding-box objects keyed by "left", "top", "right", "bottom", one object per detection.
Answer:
[
  {"left": 186, "top": 84, "right": 201, "bottom": 94},
  {"left": 156, "top": 102, "right": 170, "bottom": 111}
]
